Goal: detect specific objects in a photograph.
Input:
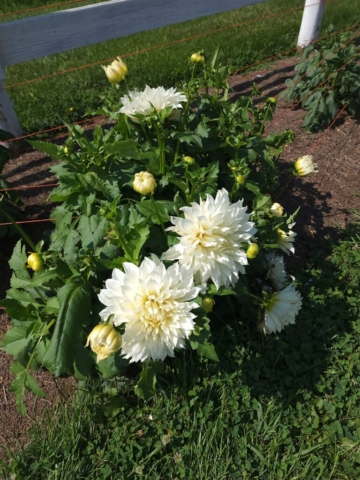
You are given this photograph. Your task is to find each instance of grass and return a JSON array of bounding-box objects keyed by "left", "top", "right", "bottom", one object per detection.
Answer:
[
  {"left": 2, "top": 0, "right": 360, "bottom": 133},
  {"left": 2, "top": 223, "right": 360, "bottom": 479}
]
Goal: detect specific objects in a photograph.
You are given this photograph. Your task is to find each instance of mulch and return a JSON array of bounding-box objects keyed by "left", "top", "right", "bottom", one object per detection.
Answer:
[{"left": 1, "top": 56, "right": 360, "bottom": 458}]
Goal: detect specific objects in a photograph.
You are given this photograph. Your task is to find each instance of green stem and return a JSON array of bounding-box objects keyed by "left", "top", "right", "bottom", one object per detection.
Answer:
[
  {"left": 259, "top": 104, "right": 271, "bottom": 136},
  {"left": 155, "top": 124, "right": 166, "bottom": 175},
  {"left": 150, "top": 195, "right": 166, "bottom": 236},
  {"left": 1, "top": 201, "right": 37, "bottom": 251}
]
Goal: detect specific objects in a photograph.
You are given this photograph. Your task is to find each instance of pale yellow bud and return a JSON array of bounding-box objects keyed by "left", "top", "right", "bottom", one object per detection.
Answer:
[
  {"left": 236, "top": 175, "right": 245, "bottom": 185},
  {"left": 270, "top": 203, "right": 283, "bottom": 217},
  {"left": 268, "top": 97, "right": 276, "bottom": 103},
  {"left": 190, "top": 53, "right": 205, "bottom": 64},
  {"left": 294, "top": 155, "right": 318, "bottom": 177},
  {"left": 27, "top": 253, "right": 44, "bottom": 272},
  {"left": 102, "top": 57, "right": 128, "bottom": 84},
  {"left": 63, "top": 146, "right": 68, "bottom": 154},
  {"left": 86, "top": 324, "right": 122, "bottom": 362},
  {"left": 202, "top": 297, "right": 215, "bottom": 313},
  {"left": 246, "top": 244, "right": 260, "bottom": 259},
  {"left": 183, "top": 156, "right": 195, "bottom": 164},
  {"left": 133, "top": 171, "right": 157, "bottom": 196}
]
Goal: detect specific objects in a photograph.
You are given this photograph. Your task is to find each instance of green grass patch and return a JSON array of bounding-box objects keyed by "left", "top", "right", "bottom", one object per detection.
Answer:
[
  {"left": 3, "top": 0, "right": 360, "bottom": 133},
  {"left": 2, "top": 224, "right": 360, "bottom": 479}
]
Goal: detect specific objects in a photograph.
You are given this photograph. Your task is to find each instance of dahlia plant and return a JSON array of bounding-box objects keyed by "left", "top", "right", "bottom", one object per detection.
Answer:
[{"left": 1, "top": 52, "right": 316, "bottom": 412}]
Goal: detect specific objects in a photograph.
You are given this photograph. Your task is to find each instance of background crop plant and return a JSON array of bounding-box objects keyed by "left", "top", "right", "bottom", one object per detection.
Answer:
[
  {"left": 281, "top": 33, "right": 360, "bottom": 132},
  {"left": 0, "top": 51, "right": 317, "bottom": 411}
]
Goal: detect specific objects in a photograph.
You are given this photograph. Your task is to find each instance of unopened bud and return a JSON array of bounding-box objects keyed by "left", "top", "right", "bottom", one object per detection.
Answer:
[
  {"left": 190, "top": 53, "right": 205, "bottom": 64},
  {"left": 133, "top": 171, "right": 157, "bottom": 196},
  {"left": 102, "top": 57, "right": 128, "bottom": 84},
  {"left": 86, "top": 324, "right": 122, "bottom": 362},
  {"left": 202, "top": 297, "right": 215, "bottom": 313},
  {"left": 183, "top": 156, "right": 195, "bottom": 164},
  {"left": 246, "top": 244, "right": 260, "bottom": 259},
  {"left": 236, "top": 175, "right": 245, "bottom": 185},
  {"left": 27, "top": 253, "right": 44, "bottom": 272}
]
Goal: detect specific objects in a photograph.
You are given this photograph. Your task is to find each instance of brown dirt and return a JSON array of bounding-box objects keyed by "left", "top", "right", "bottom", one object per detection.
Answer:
[{"left": 1, "top": 57, "right": 360, "bottom": 458}]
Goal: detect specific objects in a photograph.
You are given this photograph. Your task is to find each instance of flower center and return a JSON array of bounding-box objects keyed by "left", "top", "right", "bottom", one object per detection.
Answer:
[{"left": 139, "top": 294, "right": 172, "bottom": 333}]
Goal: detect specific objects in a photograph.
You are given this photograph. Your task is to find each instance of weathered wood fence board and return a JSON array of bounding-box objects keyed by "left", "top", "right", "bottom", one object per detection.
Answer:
[{"left": 0, "top": 0, "right": 267, "bottom": 67}]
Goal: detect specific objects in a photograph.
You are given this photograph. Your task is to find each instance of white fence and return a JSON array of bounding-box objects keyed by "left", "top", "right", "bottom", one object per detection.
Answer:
[{"left": 0, "top": 0, "right": 323, "bottom": 136}]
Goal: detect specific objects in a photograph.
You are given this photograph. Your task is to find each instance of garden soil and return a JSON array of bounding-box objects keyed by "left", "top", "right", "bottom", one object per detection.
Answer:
[{"left": 1, "top": 57, "right": 360, "bottom": 457}]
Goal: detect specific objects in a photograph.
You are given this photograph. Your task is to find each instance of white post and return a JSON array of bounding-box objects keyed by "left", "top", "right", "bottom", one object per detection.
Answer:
[
  {"left": 297, "top": 0, "right": 325, "bottom": 48},
  {"left": 0, "top": 63, "right": 22, "bottom": 137}
]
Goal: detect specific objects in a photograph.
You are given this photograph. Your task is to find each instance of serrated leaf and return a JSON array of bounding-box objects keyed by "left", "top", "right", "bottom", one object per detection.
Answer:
[
  {"left": 104, "top": 139, "right": 140, "bottom": 158},
  {"left": 28, "top": 140, "right": 62, "bottom": 160},
  {"left": 42, "top": 283, "right": 91, "bottom": 376},
  {"left": 134, "top": 361, "right": 164, "bottom": 400},
  {"left": 196, "top": 342, "right": 219, "bottom": 362},
  {"left": 0, "top": 324, "right": 30, "bottom": 355},
  {"left": 96, "top": 353, "right": 129, "bottom": 380},
  {"left": 1, "top": 298, "right": 38, "bottom": 322},
  {"left": 9, "top": 240, "right": 28, "bottom": 279},
  {"left": 136, "top": 200, "right": 175, "bottom": 225}
]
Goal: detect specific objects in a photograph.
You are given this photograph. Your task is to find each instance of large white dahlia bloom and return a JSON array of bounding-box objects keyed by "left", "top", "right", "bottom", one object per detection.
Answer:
[
  {"left": 120, "top": 86, "right": 187, "bottom": 123},
  {"left": 162, "top": 189, "right": 257, "bottom": 290},
  {"left": 98, "top": 256, "right": 200, "bottom": 363},
  {"left": 260, "top": 283, "right": 302, "bottom": 334},
  {"left": 266, "top": 252, "right": 288, "bottom": 290}
]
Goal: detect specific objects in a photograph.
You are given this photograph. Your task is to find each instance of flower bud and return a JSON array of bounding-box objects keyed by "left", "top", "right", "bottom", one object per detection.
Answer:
[
  {"left": 27, "top": 253, "right": 44, "bottom": 272},
  {"left": 246, "top": 243, "right": 260, "bottom": 259},
  {"left": 268, "top": 97, "right": 276, "bottom": 104},
  {"left": 86, "top": 324, "right": 122, "bottom": 362},
  {"left": 102, "top": 57, "right": 128, "bottom": 84},
  {"left": 236, "top": 175, "right": 245, "bottom": 185},
  {"left": 133, "top": 171, "right": 157, "bottom": 196},
  {"left": 294, "top": 155, "right": 318, "bottom": 177},
  {"left": 183, "top": 156, "right": 195, "bottom": 164},
  {"left": 270, "top": 203, "right": 283, "bottom": 217},
  {"left": 190, "top": 53, "right": 205, "bottom": 64},
  {"left": 202, "top": 297, "right": 215, "bottom": 313}
]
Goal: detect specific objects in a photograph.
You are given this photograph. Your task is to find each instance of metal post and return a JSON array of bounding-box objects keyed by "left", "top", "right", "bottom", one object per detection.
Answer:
[{"left": 297, "top": 0, "right": 325, "bottom": 48}]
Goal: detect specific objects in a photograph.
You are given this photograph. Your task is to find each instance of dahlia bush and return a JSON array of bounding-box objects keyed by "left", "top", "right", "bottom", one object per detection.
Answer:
[{"left": 1, "top": 52, "right": 317, "bottom": 411}]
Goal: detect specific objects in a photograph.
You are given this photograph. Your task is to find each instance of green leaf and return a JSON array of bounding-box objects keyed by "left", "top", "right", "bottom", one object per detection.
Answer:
[
  {"left": 1, "top": 298, "right": 38, "bottom": 322},
  {"left": 74, "top": 343, "right": 94, "bottom": 381},
  {"left": 104, "top": 139, "right": 140, "bottom": 158},
  {"left": 136, "top": 200, "right": 175, "bottom": 225},
  {"left": 78, "top": 215, "right": 108, "bottom": 249},
  {"left": 245, "top": 182, "right": 260, "bottom": 195},
  {"left": 27, "top": 140, "right": 62, "bottom": 160},
  {"left": 9, "top": 240, "right": 28, "bottom": 279},
  {"left": 11, "top": 270, "right": 59, "bottom": 289},
  {"left": 0, "top": 324, "right": 31, "bottom": 356},
  {"left": 42, "top": 283, "right": 91, "bottom": 376},
  {"left": 196, "top": 342, "right": 219, "bottom": 362},
  {"left": 97, "top": 353, "right": 129, "bottom": 380},
  {"left": 134, "top": 361, "right": 165, "bottom": 400},
  {"left": 9, "top": 362, "right": 46, "bottom": 415}
]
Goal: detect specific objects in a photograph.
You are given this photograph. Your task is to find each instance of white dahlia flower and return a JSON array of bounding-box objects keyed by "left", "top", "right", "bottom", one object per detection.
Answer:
[
  {"left": 260, "top": 283, "right": 302, "bottom": 334},
  {"left": 277, "top": 223, "right": 296, "bottom": 255},
  {"left": 98, "top": 256, "right": 200, "bottom": 363},
  {"left": 162, "top": 189, "right": 257, "bottom": 290},
  {"left": 270, "top": 202, "right": 284, "bottom": 217},
  {"left": 120, "top": 85, "right": 187, "bottom": 123},
  {"left": 294, "top": 155, "right": 318, "bottom": 177},
  {"left": 266, "top": 252, "right": 288, "bottom": 290}
]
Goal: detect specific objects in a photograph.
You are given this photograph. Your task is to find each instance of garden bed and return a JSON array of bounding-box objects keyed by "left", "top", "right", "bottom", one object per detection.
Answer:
[{"left": 1, "top": 56, "right": 360, "bottom": 456}]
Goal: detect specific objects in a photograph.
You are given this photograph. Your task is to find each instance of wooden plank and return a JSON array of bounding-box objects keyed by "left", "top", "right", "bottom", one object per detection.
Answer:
[
  {"left": 0, "top": 0, "right": 266, "bottom": 66},
  {"left": 0, "top": 80, "right": 22, "bottom": 136}
]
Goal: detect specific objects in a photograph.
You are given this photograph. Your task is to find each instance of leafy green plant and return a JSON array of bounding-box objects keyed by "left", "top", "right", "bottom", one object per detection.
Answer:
[
  {"left": 1, "top": 52, "right": 313, "bottom": 412},
  {"left": 281, "top": 34, "right": 360, "bottom": 132}
]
